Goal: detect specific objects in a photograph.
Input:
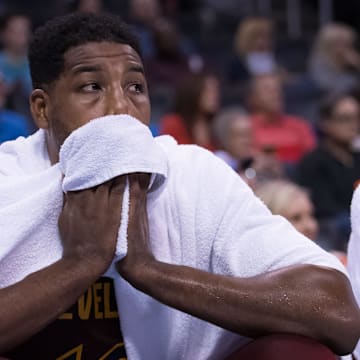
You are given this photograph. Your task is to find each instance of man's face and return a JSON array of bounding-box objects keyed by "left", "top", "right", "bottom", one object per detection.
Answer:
[
  {"left": 251, "top": 74, "right": 283, "bottom": 115},
  {"left": 228, "top": 115, "right": 253, "bottom": 160},
  {"left": 323, "top": 97, "right": 360, "bottom": 145},
  {"left": 32, "top": 42, "right": 151, "bottom": 163},
  {"left": 3, "top": 15, "right": 31, "bottom": 54}
]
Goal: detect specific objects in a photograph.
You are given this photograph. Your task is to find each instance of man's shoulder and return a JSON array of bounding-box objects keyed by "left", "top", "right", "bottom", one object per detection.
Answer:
[
  {"left": 161, "top": 139, "right": 226, "bottom": 173},
  {"left": 156, "top": 136, "right": 239, "bottom": 186},
  {"left": 0, "top": 130, "right": 49, "bottom": 176},
  {"left": 156, "top": 135, "right": 213, "bottom": 162}
]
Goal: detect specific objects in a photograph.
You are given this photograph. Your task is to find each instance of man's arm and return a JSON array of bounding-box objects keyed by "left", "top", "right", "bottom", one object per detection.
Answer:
[
  {"left": 0, "top": 177, "right": 126, "bottom": 353},
  {"left": 117, "top": 174, "right": 360, "bottom": 356}
]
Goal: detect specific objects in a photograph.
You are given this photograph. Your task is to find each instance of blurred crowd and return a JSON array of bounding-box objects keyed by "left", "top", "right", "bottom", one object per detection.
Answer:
[{"left": 1, "top": 0, "right": 360, "bottom": 261}]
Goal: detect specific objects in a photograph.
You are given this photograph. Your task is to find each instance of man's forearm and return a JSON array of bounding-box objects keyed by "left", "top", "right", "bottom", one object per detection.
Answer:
[
  {"left": 0, "top": 178, "right": 125, "bottom": 352},
  {"left": 0, "top": 258, "right": 103, "bottom": 353},
  {"left": 122, "top": 262, "right": 360, "bottom": 355}
]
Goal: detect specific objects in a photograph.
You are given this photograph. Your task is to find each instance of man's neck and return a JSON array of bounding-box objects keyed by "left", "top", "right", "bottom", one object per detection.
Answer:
[
  {"left": 46, "top": 134, "right": 59, "bottom": 165},
  {"left": 256, "top": 111, "right": 281, "bottom": 123}
]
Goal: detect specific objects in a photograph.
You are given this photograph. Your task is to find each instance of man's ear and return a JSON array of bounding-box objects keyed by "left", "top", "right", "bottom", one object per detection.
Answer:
[{"left": 30, "top": 89, "right": 50, "bottom": 129}]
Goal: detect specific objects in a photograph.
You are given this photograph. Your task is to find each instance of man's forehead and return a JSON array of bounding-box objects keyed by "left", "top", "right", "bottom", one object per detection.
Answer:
[{"left": 63, "top": 42, "right": 143, "bottom": 70}]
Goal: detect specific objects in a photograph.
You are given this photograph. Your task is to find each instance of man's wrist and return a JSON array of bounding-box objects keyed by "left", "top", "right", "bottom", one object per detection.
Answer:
[
  {"left": 59, "top": 256, "right": 108, "bottom": 282},
  {"left": 116, "top": 256, "right": 159, "bottom": 288}
]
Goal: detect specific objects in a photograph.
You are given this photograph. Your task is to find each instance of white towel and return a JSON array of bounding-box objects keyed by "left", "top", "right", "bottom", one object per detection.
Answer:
[
  {"left": 347, "top": 185, "right": 360, "bottom": 359},
  {"left": 0, "top": 114, "right": 168, "bottom": 286},
  {"left": 60, "top": 115, "right": 167, "bottom": 193},
  {"left": 0, "top": 115, "right": 346, "bottom": 360},
  {"left": 59, "top": 115, "right": 168, "bottom": 260},
  {"left": 114, "top": 141, "right": 347, "bottom": 360}
]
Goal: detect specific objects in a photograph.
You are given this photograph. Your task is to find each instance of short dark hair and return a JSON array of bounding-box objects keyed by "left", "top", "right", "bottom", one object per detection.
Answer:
[
  {"left": 318, "top": 92, "right": 357, "bottom": 121},
  {"left": 29, "top": 12, "right": 141, "bottom": 89}
]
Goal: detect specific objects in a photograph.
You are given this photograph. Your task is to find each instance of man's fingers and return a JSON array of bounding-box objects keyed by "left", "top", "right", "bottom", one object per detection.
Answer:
[
  {"left": 62, "top": 192, "right": 68, "bottom": 208},
  {"left": 110, "top": 175, "right": 127, "bottom": 194},
  {"left": 127, "top": 173, "right": 150, "bottom": 221},
  {"left": 64, "top": 174, "right": 147, "bottom": 214},
  {"left": 107, "top": 176, "right": 126, "bottom": 219},
  {"left": 128, "top": 173, "right": 150, "bottom": 193},
  {"left": 138, "top": 173, "right": 151, "bottom": 190}
]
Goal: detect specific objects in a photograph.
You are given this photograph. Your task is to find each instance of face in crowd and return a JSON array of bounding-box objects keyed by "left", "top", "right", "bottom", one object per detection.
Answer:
[
  {"left": 321, "top": 96, "right": 360, "bottom": 146},
  {"left": 281, "top": 190, "right": 319, "bottom": 241},
  {"left": 249, "top": 73, "right": 284, "bottom": 116}
]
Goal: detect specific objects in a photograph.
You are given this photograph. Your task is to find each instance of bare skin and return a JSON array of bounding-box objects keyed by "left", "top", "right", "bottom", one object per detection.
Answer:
[
  {"left": 0, "top": 178, "right": 125, "bottom": 351},
  {"left": 117, "top": 173, "right": 360, "bottom": 355},
  {"left": 0, "top": 42, "right": 149, "bottom": 352},
  {"left": 1, "top": 42, "right": 360, "bottom": 354}
]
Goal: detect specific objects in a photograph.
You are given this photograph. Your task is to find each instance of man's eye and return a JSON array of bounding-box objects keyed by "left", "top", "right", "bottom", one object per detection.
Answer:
[
  {"left": 81, "top": 83, "right": 101, "bottom": 92},
  {"left": 129, "top": 83, "right": 144, "bottom": 93}
]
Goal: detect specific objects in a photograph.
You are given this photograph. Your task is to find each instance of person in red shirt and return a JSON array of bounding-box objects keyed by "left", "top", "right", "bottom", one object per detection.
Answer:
[
  {"left": 247, "top": 72, "right": 316, "bottom": 164},
  {"left": 159, "top": 71, "right": 220, "bottom": 151}
]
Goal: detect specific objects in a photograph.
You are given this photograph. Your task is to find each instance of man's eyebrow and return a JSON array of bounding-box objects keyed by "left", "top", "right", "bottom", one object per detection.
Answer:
[
  {"left": 127, "top": 64, "right": 145, "bottom": 75},
  {"left": 70, "top": 64, "right": 102, "bottom": 75}
]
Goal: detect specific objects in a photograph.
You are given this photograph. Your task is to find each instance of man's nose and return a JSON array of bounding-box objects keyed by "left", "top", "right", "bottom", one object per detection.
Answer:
[{"left": 106, "top": 86, "right": 129, "bottom": 115}]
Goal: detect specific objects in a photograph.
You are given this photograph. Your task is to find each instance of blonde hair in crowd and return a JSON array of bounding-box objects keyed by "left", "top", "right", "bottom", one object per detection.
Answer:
[
  {"left": 311, "top": 23, "right": 357, "bottom": 67},
  {"left": 255, "top": 180, "right": 309, "bottom": 216},
  {"left": 233, "top": 17, "right": 273, "bottom": 56}
]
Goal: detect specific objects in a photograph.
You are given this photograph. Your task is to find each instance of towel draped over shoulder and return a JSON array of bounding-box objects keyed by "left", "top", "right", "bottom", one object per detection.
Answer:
[{"left": 0, "top": 115, "right": 346, "bottom": 360}]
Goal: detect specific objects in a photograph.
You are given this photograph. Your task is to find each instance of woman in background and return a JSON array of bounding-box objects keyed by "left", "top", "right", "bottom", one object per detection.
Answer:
[
  {"left": 159, "top": 72, "right": 220, "bottom": 150},
  {"left": 255, "top": 180, "right": 347, "bottom": 265},
  {"left": 309, "top": 23, "right": 360, "bottom": 95},
  {"left": 296, "top": 92, "right": 360, "bottom": 253},
  {"left": 255, "top": 180, "right": 318, "bottom": 241},
  {"left": 228, "top": 16, "right": 278, "bottom": 83}
]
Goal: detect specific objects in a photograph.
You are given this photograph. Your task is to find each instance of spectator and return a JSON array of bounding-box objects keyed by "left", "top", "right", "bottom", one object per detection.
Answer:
[
  {"left": 159, "top": 71, "right": 219, "bottom": 150},
  {"left": 0, "top": 12, "right": 32, "bottom": 119},
  {"left": 247, "top": 72, "right": 316, "bottom": 170},
  {"left": 0, "top": 72, "right": 31, "bottom": 143},
  {"left": 213, "top": 106, "right": 283, "bottom": 187},
  {"left": 255, "top": 180, "right": 318, "bottom": 241},
  {"left": 144, "top": 16, "right": 203, "bottom": 94},
  {"left": 309, "top": 23, "right": 360, "bottom": 95},
  {"left": 255, "top": 180, "right": 347, "bottom": 265},
  {"left": 228, "top": 17, "right": 278, "bottom": 85},
  {"left": 296, "top": 93, "right": 360, "bottom": 252},
  {"left": 128, "top": 0, "right": 161, "bottom": 59},
  {"left": 67, "top": 0, "right": 105, "bottom": 14}
]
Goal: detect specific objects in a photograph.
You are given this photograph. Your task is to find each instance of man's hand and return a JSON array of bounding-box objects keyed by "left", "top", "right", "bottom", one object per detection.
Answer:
[
  {"left": 116, "top": 173, "right": 154, "bottom": 281},
  {"left": 0, "top": 176, "right": 129, "bottom": 352},
  {"left": 115, "top": 174, "right": 360, "bottom": 356},
  {"left": 59, "top": 176, "right": 126, "bottom": 274}
]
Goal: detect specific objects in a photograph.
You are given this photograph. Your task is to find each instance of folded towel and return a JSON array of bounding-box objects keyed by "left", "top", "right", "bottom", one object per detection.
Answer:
[{"left": 60, "top": 115, "right": 167, "bottom": 193}]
